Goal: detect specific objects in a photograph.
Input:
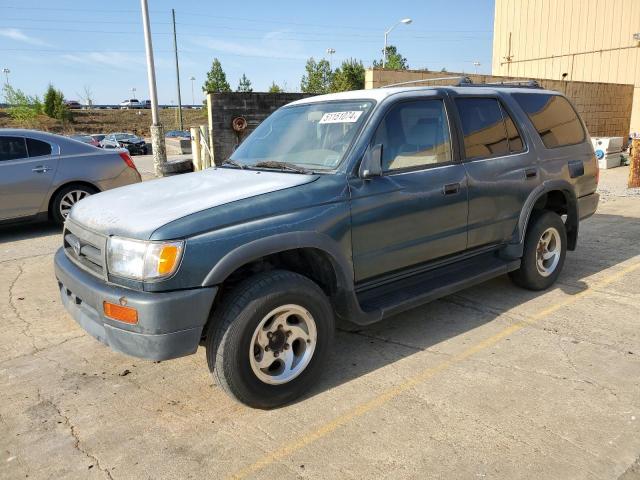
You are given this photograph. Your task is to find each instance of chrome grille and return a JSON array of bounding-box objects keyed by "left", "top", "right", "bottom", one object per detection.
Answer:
[{"left": 63, "top": 220, "right": 107, "bottom": 278}]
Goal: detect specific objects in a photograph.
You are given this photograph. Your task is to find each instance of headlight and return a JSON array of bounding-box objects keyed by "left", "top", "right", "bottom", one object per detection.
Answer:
[{"left": 107, "top": 237, "right": 184, "bottom": 281}]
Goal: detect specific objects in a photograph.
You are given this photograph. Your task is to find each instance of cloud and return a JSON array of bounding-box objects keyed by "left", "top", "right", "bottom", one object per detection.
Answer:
[
  {"left": 0, "top": 28, "right": 52, "bottom": 47},
  {"left": 192, "top": 31, "right": 309, "bottom": 61},
  {"left": 61, "top": 52, "right": 145, "bottom": 70}
]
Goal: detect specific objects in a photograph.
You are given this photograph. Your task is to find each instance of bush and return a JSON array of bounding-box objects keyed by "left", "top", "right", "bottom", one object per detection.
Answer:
[{"left": 2, "top": 84, "right": 43, "bottom": 123}]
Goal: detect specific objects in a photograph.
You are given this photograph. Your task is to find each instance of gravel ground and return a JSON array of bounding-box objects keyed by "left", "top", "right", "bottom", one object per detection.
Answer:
[{"left": 598, "top": 165, "right": 640, "bottom": 202}]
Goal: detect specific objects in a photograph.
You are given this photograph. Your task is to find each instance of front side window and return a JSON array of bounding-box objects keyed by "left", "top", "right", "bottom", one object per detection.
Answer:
[
  {"left": 456, "top": 98, "right": 510, "bottom": 160},
  {"left": 373, "top": 99, "right": 452, "bottom": 172},
  {"left": 513, "top": 93, "right": 585, "bottom": 148},
  {"left": 26, "top": 138, "right": 52, "bottom": 157},
  {"left": 0, "top": 136, "right": 28, "bottom": 161},
  {"left": 230, "top": 100, "right": 373, "bottom": 171}
]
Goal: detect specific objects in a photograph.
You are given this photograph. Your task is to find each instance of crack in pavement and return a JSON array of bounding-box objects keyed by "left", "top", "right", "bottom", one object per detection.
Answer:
[
  {"left": 37, "top": 389, "right": 115, "bottom": 480},
  {"left": 6, "top": 262, "right": 38, "bottom": 353},
  {"left": 619, "top": 454, "right": 640, "bottom": 479},
  {"left": 0, "top": 335, "right": 85, "bottom": 367}
]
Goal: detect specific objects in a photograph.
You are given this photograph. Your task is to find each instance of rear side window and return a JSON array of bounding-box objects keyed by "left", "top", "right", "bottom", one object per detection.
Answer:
[
  {"left": 501, "top": 105, "right": 524, "bottom": 153},
  {"left": 26, "top": 138, "right": 52, "bottom": 157},
  {"left": 456, "top": 98, "right": 510, "bottom": 160},
  {"left": 0, "top": 136, "right": 28, "bottom": 161},
  {"left": 513, "top": 93, "right": 585, "bottom": 148}
]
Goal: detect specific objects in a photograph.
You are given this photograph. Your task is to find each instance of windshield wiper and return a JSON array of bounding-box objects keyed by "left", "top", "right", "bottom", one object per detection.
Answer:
[
  {"left": 221, "top": 158, "right": 246, "bottom": 169},
  {"left": 252, "top": 160, "right": 312, "bottom": 174}
]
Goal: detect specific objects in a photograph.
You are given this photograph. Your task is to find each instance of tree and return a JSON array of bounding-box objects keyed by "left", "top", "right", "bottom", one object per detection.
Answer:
[
  {"left": 2, "top": 84, "right": 42, "bottom": 123},
  {"left": 268, "top": 81, "right": 283, "bottom": 93},
  {"left": 331, "top": 59, "right": 365, "bottom": 92},
  {"left": 43, "top": 84, "right": 57, "bottom": 117},
  {"left": 301, "top": 57, "right": 333, "bottom": 94},
  {"left": 372, "top": 45, "right": 409, "bottom": 70},
  {"left": 237, "top": 73, "right": 253, "bottom": 92},
  {"left": 203, "top": 58, "right": 231, "bottom": 93},
  {"left": 43, "top": 84, "right": 72, "bottom": 122},
  {"left": 78, "top": 84, "right": 94, "bottom": 107}
]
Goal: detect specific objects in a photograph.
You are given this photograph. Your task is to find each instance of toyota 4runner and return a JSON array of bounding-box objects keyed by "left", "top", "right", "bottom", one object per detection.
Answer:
[{"left": 55, "top": 82, "right": 599, "bottom": 408}]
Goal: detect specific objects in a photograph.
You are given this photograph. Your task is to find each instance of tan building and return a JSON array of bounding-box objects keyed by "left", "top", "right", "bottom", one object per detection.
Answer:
[{"left": 492, "top": 0, "right": 640, "bottom": 134}]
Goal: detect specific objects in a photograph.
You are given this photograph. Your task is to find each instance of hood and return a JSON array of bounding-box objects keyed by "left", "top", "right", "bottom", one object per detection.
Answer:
[{"left": 70, "top": 168, "right": 317, "bottom": 239}]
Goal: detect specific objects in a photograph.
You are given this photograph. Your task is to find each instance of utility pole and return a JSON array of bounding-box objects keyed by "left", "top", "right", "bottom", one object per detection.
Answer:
[
  {"left": 140, "top": 0, "right": 167, "bottom": 177},
  {"left": 171, "top": 8, "right": 183, "bottom": 131},
  {"left": 2, "top": 68, "right": 10, "bottom": 85}
]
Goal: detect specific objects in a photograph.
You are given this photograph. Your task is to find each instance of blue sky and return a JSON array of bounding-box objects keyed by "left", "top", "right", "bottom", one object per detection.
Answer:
[{"left": 0, "top": 0, "right": 495, "bottom": 104}]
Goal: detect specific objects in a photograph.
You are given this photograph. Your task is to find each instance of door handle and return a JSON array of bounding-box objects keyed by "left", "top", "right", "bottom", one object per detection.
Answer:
[
  {"left": 442, "top": 183, "right": 460, "bottom": 195},
  {"left": 525, "top": 168, "right": 538, "bottom": 179},
  {"left": 32, "top": 166, "right": 51, "bottom": 173}
]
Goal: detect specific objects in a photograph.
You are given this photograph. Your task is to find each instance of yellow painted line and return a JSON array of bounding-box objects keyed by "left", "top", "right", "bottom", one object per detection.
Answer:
[{"left": 230, "top": 260, "right": 640, "bottom": 480}]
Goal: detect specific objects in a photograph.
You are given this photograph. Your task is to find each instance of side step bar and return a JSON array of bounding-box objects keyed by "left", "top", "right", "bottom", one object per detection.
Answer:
[{"left": 357, "top": 253, "right": 521, "bottom": 321}]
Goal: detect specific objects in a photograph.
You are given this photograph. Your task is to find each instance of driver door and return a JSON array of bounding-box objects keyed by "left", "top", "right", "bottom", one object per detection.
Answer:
[{"left": 349, "top": 96, "right": 469, "bottom": 282}]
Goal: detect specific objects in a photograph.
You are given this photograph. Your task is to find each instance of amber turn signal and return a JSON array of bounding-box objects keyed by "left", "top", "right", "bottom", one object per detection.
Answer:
[
  {"left": 103, "top": 301, "right": 138, "bottom": 324},
  {"left": 157, "top": 245, "right": 180, "bottom": 275}
]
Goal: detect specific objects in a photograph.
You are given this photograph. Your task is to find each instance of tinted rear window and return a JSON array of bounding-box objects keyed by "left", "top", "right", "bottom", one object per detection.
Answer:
[
  {"left": 455, "top": 98, "right": 510, "bottom": 160},
  {"left": 0, "top": 136, "right": 28, "bottom": 161},
  {"left": 513, "top": 93, "right": 585, "bottom": 148},
  {"left": 27, "top": 138, "right": 52, "bottom": 157}
]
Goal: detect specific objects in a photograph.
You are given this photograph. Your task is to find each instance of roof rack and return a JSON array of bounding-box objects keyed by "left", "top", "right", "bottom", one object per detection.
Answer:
[
  {"left": 380, "top": 76, "right": 472, "bottom": 88},
  {"left": 462, "top": 79, "right": 541, "bottom": 89},
  {"left": 379, "top": 77, "right": 541, "bottom": 89}
]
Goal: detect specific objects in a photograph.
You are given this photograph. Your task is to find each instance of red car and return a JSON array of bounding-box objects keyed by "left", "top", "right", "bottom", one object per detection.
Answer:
[{"left": 69, "top": 134, "right": 100, "bottom": 148}]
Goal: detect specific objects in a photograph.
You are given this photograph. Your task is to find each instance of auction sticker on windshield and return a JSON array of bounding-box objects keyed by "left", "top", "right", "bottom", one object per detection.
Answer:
[{"left": 319, "top": 111, "right": 363, "bottom": 124}]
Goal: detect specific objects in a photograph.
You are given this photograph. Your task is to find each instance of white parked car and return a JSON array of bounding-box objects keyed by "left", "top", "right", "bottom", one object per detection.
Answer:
[{"left": 119, "top": 99, "right": 143, "bottom": 109}]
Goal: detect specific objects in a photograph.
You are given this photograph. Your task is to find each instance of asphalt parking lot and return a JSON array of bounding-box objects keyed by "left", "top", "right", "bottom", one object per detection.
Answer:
[{"left": 1, "top": 166, "right": 639, "bottom": 480}]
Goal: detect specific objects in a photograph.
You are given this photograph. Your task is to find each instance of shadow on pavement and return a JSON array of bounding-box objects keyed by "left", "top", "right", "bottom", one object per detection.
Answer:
[
  {"left": 0, "top": 221, "right": 61, "bottom": 244},
  {"left": 302, "top": 211, "right": 640, "bottom": 403}
]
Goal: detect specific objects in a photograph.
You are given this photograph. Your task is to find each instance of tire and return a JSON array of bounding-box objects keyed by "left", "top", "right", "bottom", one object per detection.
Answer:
[
  {"left": 51, "top": 184, "right": 98, "bottom": 226},
  {"left": 509, "top": 210, "right": 567, "bottom": 290},
  {"left": 205, "top": 270, "right": 335, "bottom": 409}
]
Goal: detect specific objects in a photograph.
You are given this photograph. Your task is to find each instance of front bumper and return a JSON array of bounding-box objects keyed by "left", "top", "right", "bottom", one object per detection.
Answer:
[
  {"left": 54, "top": 248, "right": 217, "bottom": 361},
  {"left": 578, "top": 192, "right": 599, "bottom": 220},
  {"left": 124, "top": 143, "right": 146, "bottom": 154}
]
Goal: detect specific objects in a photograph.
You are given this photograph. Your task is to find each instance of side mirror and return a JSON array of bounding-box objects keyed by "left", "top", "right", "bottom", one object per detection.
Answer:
[{"left": 359, "top": 144, "right": 383, "bottom": 179}]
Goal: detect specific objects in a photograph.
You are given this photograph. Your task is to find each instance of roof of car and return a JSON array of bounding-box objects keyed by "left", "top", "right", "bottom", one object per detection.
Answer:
[
  {"left": 0, "top": 128, "right": 73, "bottom": 142},
  {"left": 287, "top": 85, "right": 559, "bottom": 106}
]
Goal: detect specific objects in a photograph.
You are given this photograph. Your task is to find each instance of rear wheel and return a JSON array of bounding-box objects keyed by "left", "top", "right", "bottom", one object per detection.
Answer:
[
  {"left": 206, "top": 270, "right": 334, "bottom": 409},
  {"left": 51, "top": 184, "right": 98, "bottom": 225},
  {"left": 509, "top": 210, "right": 567, "bottom": 290}
]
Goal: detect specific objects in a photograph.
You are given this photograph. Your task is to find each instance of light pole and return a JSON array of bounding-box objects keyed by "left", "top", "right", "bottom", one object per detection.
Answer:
[
  {"left": 383, "top": 18, "right": 412, "bottom": 68},
  {"left": 326, "top": 48, "right": 336, "bottom": 70},
  {"left": 131, "top": 87, "right": 136, "bottom": 99},
  {"left": 139, "top": 0, "right": 166, "bottom": 176},
  {"left": 2, "top": 68, "right": 10, "bottom": 85},
  {"left": 473, "top": 61, "right": 481, "bottom": 74},
  {"left": 189, "top": 76, "right": 196, "bottom": 106}
]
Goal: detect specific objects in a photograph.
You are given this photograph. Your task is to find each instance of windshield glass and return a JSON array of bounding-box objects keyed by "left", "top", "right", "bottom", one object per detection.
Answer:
[
  {"left": 230, "top": 100, "right": 373, "bottom": 171},
  {"left": 114, "top": 134, "right": 136, "bottom": 140}
]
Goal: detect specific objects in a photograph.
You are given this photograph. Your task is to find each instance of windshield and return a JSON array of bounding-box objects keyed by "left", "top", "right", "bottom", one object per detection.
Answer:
[
  {"left": 114, "top": 134, "right": 136, "bottom": 140},
  {"left": 230, "top": 100, "right": 373, "bottom": 171}
]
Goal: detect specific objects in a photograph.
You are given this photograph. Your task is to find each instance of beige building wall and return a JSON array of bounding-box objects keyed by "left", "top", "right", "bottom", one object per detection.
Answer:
[
  {"left": 492, "top": 0, "right": 640, "bottom": 133},
  {"left": 364, "top": 69, "right": 633, "bottom": 140}
]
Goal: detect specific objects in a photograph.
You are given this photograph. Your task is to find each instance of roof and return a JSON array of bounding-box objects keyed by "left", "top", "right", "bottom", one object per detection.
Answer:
[{"left": 288, "top": 85, "right": 559, "bottom": 106}]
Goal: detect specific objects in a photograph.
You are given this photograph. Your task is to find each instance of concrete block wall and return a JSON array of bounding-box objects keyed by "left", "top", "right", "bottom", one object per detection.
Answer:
[
  {"left": 207, "top": 92, "right": 314, "bottom": 165},
  {"left": 365, "top": 69, "right": 633, "bottom": 140}
]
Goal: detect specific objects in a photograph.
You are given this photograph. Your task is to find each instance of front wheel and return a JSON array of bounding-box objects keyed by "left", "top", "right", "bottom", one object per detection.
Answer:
[
  {"left": 206, "top": 270, "right": 335, "bottom": 409},
  {"left": 509, "top": 210, "right": 567, "bottom": 290}
]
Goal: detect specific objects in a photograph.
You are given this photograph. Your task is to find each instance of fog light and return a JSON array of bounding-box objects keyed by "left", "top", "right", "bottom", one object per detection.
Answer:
[{"left": 103, "top": 301, "right": 138, "bottom": 324}]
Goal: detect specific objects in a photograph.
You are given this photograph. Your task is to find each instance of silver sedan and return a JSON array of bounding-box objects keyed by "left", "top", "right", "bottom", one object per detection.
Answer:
[{"left": 0, "top": 129, "right": 142, "bottom": 226}]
